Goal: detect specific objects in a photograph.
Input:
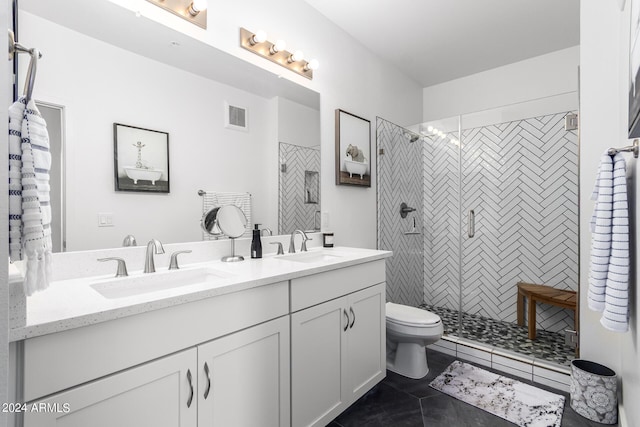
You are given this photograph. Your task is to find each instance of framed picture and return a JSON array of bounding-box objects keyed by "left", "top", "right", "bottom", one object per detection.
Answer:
[
  {"left": 113, "top": 123, "right": 170, "bottom": 193},
  {"left": 335, "top": 109, "right": 371, "bottom": 187}
]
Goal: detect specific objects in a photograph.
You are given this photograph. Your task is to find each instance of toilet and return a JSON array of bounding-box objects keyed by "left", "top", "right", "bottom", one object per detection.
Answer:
[{"left": 385, "top": 302, "right": 444, "bottom": 379}]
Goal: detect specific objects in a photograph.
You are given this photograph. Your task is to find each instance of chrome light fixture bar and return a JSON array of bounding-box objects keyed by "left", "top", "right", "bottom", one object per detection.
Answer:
[
  {"left": 240, "top": 28, "right": 318, "bottom": 80},
  {"left": 145, "top": 0, "right": 208, "bottom": 29}
]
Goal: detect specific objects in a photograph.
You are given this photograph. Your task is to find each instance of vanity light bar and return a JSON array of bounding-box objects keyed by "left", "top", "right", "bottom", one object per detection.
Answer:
[
  {"left": 145, "top": 0, "right": 207, "bottom": 29},
  {"left": 240, "top": 28, "right": 317, "bottom": 80}
]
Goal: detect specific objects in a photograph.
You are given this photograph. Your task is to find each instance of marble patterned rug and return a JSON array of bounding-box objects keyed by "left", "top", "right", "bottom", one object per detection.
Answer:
[{"left": 430, "top": 361, "right": 565, "bottom": 427}]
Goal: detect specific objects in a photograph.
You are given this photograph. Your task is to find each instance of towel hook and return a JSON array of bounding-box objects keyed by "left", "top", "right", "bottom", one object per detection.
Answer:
[
  {"left": 608, "top": 139, "right": 639, "bottom": 158},
  {"left": 8, "top": 29, "right": 42, "bottom": 103}
]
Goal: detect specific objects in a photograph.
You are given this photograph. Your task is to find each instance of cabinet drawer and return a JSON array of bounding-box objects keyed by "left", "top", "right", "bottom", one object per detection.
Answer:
[
  {"left": 290, "top": 260, "right": 385, "bottom": 312},
  {"left": 23, "top": 281, "right": 288, "bottom": 402}
]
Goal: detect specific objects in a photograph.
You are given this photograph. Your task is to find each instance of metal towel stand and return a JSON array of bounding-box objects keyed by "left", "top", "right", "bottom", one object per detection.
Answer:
[{"left": 8, "top": 29, "right": 42, "bottom": 103}]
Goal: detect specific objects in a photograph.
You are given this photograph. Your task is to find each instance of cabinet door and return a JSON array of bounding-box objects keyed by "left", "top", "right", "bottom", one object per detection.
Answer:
[
  {"left": 345, "top": 283, "right": 386, "bottom": 401},
  {"left": 197, "top": 316, "right": 290, "bottom": 427},
  {"left": 291, "top": 297, "right": 348, "bottom": 427},
  {"left": 24, "top": 348, "right": 197, "bottom": 427}
]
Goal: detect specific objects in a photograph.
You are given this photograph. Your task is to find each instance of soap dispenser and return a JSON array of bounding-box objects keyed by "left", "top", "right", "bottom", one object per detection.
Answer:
[{"left": 251, "top": 224, "right": 262, "bottom": 259}]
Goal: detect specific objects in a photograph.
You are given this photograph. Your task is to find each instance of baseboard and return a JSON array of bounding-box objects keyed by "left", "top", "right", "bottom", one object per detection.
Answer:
[{"left": 619, "top": 403, "right": 628, "bottom": 427}]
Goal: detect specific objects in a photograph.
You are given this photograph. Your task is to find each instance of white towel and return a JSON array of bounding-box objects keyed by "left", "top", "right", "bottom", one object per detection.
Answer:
[
  {"left": 201, "top": 191, "right": 251, "bottom": 240},
  {"left": 8, "top": 97, "right": 53, "bottom": 296},
  {"left": 588, "top": 152, "right": 629, "bottom": 332}
]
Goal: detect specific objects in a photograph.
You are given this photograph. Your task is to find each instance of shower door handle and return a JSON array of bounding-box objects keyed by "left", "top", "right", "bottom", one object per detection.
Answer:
[{"left": 468, "top": 210, "right": 475, "bottom": 238}]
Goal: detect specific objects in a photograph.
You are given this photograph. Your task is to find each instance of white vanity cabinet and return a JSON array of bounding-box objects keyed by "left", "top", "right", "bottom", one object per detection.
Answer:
[
  {"left": 23, "top": 315, "right": 290, "bottom": 427},
  {"left": 18, "top": 281, "right": 290, "bottom": 427},
  {"left": 290, "top": 261, "right": 386, "bottom": 427},
  {"left": 197, "top": 315, "right": 290, "bottom": 427},
  {"left": 24, "top": 348, "right": 198, "bottom": 427}
]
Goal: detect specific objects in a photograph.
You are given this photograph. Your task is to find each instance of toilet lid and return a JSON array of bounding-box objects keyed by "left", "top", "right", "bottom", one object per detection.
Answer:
[{"left": 386, "top": 302, "right": 441, "bottom": 326}]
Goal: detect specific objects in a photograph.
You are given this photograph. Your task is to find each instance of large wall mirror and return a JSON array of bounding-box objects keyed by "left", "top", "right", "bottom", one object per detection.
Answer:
[{"left": 16, "top": 0, "right": 320, "bottom": 251}]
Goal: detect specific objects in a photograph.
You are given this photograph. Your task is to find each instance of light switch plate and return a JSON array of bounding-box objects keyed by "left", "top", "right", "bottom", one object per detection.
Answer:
[{"left": 98, "top": 213, "right": 114, "bottom": 227}]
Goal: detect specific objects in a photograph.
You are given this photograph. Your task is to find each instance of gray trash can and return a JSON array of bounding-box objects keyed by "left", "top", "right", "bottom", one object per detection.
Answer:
[{"left": 569, "top": 359, "right": 617, "bottom": 424}]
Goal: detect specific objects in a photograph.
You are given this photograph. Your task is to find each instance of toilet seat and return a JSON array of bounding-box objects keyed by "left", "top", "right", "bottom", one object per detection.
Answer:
[{"left": 386, "top": 302, "right": 441, "bottom": 327}]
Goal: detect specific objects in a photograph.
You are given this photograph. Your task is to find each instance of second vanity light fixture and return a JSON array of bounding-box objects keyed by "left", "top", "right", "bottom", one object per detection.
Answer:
[
  {"left": 240, "top": 28, "right": 319, "bottom": 80},
  {"left": 145, "top": 0, "right": 208, "bottom": 29}
]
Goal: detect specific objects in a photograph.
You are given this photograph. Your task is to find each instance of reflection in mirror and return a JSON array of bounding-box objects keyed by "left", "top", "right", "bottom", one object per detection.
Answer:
[
  {"left": 18, "top": 0, "right": 320, "bottom": 252},
  {"left": 279, "top": 143, "right": 321, "bottom": 234}
]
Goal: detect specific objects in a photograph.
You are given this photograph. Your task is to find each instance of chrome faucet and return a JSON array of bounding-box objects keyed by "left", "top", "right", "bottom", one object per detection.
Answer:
[
  {"left": 289, "top": 230, "right": 311, "bottom": 253},
  {"left": 144, "top": 238, "right": 165, "bottom": 273}
]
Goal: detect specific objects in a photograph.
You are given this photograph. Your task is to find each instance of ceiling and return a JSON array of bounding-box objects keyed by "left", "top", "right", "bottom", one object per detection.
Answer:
[{"left": 304, "top": 0, "right": 580, "bottom": 87}]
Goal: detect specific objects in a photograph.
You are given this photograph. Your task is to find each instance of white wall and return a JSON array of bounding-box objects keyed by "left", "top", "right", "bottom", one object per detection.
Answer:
[
  {"left": 422, "top": 46, "right": 579, "bottom": 122},
  {"left": 277, "top": 97, "right": 320, "bottom": 149},
  {"left": 581, "top": 2, "right": 639, "bottom": 426},
  {"left": 20, "top": 12, "right": 281, "bottom": 251}
]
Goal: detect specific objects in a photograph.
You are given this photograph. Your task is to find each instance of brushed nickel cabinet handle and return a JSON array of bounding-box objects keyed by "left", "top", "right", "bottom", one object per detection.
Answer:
[
  {"left": 468, "top": 209, "right": 475, "bottom": 238},
  {"left": 349, "top": 307, "right": 356, "bottom": 329},
  {"left": 203, "top": 362, "right": 211, "bottom": 399},
  {"left": 186, "top": 369, "right": 194, "bottom": 408}
]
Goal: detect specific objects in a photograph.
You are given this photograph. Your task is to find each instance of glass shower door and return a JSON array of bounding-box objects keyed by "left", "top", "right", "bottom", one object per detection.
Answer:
[{"left": 459, "top": 100, "right": 579, "bottom": 360}]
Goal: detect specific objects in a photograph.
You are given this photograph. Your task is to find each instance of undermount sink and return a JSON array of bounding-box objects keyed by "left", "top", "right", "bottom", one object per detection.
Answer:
[
  {"left": 91, "top": 267, "right": 233, "bottom": 299},
  {"left": 276, "top": 250, "right": 345, "bottom": 264}
]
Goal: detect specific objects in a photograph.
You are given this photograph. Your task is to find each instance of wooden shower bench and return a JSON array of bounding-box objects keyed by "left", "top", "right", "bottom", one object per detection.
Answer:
[{"left": 516, "top": 282, "right": 577, "bottom": 340}]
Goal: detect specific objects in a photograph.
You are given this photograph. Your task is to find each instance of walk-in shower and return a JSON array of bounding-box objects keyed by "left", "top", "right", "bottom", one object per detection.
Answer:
[{"left": 377, "top": 94, "right": 579, "bottom": 366}]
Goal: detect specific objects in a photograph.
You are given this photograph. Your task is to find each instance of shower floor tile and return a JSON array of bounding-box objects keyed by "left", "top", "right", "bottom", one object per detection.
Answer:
[{"left": 419, "top": 304, "right": 575, "bottom": 366}]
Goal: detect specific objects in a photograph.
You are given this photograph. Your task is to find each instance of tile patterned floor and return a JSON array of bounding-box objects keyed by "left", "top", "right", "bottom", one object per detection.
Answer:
[
  {"left": 330, "top": 350, "right": 615, "bottom": 427},
  {"left": 420, "top": 304, "right": 575, "bottom": 366}
]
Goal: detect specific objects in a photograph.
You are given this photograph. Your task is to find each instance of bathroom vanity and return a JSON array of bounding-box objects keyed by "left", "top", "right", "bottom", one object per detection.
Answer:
[{"left": 9, "top": 245, "right": 389, "bottom": 427}]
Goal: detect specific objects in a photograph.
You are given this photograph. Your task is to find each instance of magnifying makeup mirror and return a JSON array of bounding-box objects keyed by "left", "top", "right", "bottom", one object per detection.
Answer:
[{"left": 201, "top": 205, "right": 248, "bottom": 262}]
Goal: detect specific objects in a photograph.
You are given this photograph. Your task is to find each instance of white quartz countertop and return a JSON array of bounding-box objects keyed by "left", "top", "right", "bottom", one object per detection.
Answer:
[{"left": 10, "top": 246, "right": 391, "bottom": 341}]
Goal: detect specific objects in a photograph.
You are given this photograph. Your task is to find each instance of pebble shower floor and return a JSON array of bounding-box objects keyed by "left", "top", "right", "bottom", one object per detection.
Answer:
[{"left": 420, "top": 304, "right": 575, "bottom": 366}]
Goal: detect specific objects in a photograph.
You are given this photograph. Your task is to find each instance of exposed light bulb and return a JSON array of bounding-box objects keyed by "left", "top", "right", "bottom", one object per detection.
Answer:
[
  {"left": 427, "top": 125, "right": 434, "bottom": 132},
  {"left": 188, "top": 0, "right": 207, "bottom": 16},
  {"left": 250, "top": 30, "right": 267, "bottom": 45},
  {"left": 288, "top": 50, "right": 304, "bottom": 63},
  {"left": 304, "top": 59, "right": 320, "bottom": 71},
  {"left": 270, "top": 39, "right": 287, "bottom": 55}
]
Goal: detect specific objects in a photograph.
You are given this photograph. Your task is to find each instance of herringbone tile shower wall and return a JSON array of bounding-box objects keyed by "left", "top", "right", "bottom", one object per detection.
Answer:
[
  {"left": 425, "top": 112, "right": 579, "bottom": 333},
  {"left": 460, "top": 113, "right": 578, "bottom": 332},
  {"left": 377, "top": 118, "right": 424, "bottom": 306},
  {"left": 279, "top": 142, "right": 321, "bottom": 234},
  {"left": 378, "top": 112, "right": 578, "bottom": 334}
]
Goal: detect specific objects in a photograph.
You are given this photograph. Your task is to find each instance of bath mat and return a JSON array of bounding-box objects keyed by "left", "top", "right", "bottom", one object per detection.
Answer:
[{"left": 429, "top": 360, "right": 565, "bottom": 427}]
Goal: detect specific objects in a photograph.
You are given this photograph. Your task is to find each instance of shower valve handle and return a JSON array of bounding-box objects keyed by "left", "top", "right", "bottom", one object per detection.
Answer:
[{"left": 400, "top": 202, "right": 416, "bottom": 218}]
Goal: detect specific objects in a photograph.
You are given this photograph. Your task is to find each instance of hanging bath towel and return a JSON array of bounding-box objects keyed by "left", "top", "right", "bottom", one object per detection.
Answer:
[
  {"left": 588, "top": 152, "right": 629, "bottom": 332},
  {"left": 8, "top": 97, "right": 53, "bottom": 296}
]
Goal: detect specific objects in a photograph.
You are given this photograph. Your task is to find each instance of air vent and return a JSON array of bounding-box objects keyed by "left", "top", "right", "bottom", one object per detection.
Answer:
[{"left": 224, "top": 102, "right": 249, "bottom": 131}]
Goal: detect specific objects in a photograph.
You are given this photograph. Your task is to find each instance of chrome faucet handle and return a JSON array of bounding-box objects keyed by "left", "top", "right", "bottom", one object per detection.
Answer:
[
  {"left": 261, "top": 227, "right": 273, "bottom": 236},
  {"left": 270, "top": 242, "right": 284, "bottom": 255},
  {"left": 289, "top": 229, "right": 309, "bottom": 253},
  {"left": 169, "top": 250, "right": 192, "bottom": 270},
  {"left": 98, "top": 257, "right": 128, "bottom": 277},
  {"left": 300, "top": 237, "right": 312, "bottom": 252}
]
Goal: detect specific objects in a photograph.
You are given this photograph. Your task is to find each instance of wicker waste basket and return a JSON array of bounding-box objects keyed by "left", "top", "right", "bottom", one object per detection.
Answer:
[{"left": 569, "top": 359, "right": 617, "bottom": 424}]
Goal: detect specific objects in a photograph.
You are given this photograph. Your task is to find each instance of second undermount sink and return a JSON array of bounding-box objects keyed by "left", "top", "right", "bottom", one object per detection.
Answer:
[
  {"left": 276, "top": 250, "right": 345, "bottom": 264},
  {"left": 91, "top": 267, "right": 233, "bottom": 299}
]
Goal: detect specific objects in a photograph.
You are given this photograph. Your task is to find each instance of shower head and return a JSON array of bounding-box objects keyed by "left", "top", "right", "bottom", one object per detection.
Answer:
[{"left": 403, "top": 132, "right": 420, "bottom": 143}]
